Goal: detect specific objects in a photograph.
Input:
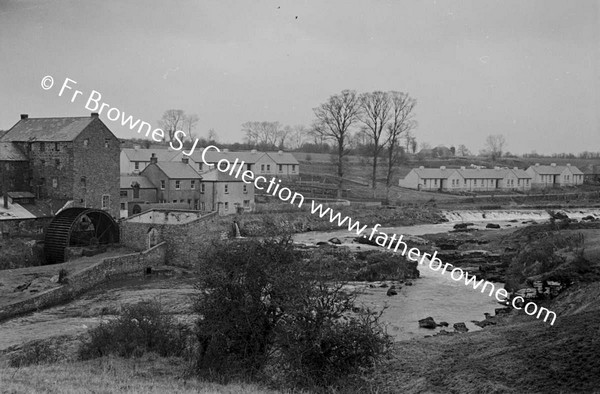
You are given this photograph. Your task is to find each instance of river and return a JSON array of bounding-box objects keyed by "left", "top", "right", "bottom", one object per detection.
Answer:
[{"left": 293, "top": 208, "right": 600, "bottom": 340}]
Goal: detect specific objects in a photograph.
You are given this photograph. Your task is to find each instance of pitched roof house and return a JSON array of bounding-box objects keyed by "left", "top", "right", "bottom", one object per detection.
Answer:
[
  {"left": 120, "top": 147, "right": 181, "bottom": 174},
  {"left": 526, "top": 163, "right": 584, "bottom": 187},
  {"left": 1, "top": 113, "right": 120, "bottom": 217}
]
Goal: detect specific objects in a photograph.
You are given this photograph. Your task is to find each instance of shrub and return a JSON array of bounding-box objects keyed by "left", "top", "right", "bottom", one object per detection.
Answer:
[
  {"left": 192, "top": 237, "right": 391, "bottom": 389},
  {"left": 9, "top": 340, "right": 62, "bottom": 367},
  {"left": 79, "top": 300, "right": 190, "bottom": 360}
]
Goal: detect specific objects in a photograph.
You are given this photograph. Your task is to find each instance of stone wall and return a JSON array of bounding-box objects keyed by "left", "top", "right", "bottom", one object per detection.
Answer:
[
  {"left": 120, "top": 206, "right": 444, "bottom": 268},
  {"left": 0, "top": 242, "right": 167, "bottom": 322}
]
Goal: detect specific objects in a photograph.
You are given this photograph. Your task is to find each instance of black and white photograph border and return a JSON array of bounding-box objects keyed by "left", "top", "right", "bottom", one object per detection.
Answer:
[{"left": 1, "top": 1, "right": 599, "bottom": 393}]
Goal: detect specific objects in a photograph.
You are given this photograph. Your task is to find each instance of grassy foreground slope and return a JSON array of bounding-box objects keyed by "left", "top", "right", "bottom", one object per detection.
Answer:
[{"left": 0, "top": 356, "right": 279, "bottom": 394}]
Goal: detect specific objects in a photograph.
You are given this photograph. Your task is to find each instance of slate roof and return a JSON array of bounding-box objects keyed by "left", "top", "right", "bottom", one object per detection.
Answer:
[
  {"left": 120, "top": 175, "right": 156, "bottom": 189},
  {"left": 180, "top": 149, "right": 267, "bottom": 165},
  {"left": 509, "top": 169, "right": 531, "bottom": 178},
  {"left": 528, "top": 164, "right": 584, "bottom": 175},
  {"left": 457, "top": 168, "right": 506, "bottom": 179},
  {"left": 1, "top": 117, "right": 95, "bottom": 142},
  {"left": 413, "top": 168, "right": 456, "bottom": 179},
  {"left": 265, "top": 152, "right": 300, "bottom": 164},
  {"left": 122, "top": 148, "right": 181, "bottom": 162},
  {"left": 200, "top": 169, "right": 246, "bottom": 182},
  {"left": 0, "top": 142, "right": 27, "bottom": 161},
  {"left": 152, "top": 162, "right": 201, "bottom": 179}
]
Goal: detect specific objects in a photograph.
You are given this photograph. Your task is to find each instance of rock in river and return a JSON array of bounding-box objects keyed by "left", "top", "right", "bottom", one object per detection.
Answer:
[
  {"left": 419, "top": 317, "right": 438, "bottom": 329},
  {"left": 486, "top": 223, "right": 501, "bottom": 229},
  {"left": 453, "top": 322, "right": 469, "bottom": 333},
  {"left": 386, "top": 285, "right": 398, "bottom": 296}
]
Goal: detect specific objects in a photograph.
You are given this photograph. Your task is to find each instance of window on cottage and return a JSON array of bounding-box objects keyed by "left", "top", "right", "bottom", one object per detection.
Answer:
[
  {"left": 55, "top": 142, "right": 59, "bottom": 151},
  {"left": 120, "top": 203, "right": 126, "bottom": 210},
  {"left": 224, "top": 202, "right": 229, "bottom": 211},
  {"left": 104, "top": 138, "right": 110, "bottom": 148},
  {"left": 266, "top": 164, "right": 271, "bottom": 171},
  {"left": 83, "top": 139, "right": 89, "bottom": 147},
  {"left": 187, "top": 199, "right": 191, "bottom": 206},
  {"left": 200, "top": 183, "right": 205, "bottom": 194},
  {"left": 243, "top": 200, "right": 250, "bottom": 208},
  {"left": 175, "top": 180, "right": 181, "bottom": 190},
  {"left": 52, "top": 177, "right": 58, "bottom": 188},
  {"left": 120, "top": 190, "right": 128, "bottom": 197},
  {"left": 80, "top": 176, "right": 87, "bottom": 187},
  {"left": 243, "top": 185, "right": 248, "bottom": 194},
  {"left": 160, "top": 180, "right": 165, "bottom": 190},
  {"left": 198, "top": 163, "right": 203, "bottom": 171},
  {"left": 247, "top": 163, "right": 252, "bottom": 171},
  {"left": 191, "top": 180, "right": 195, "bottom": 189},
  {"left": 133, "top": 188, "right": 139, "bottom": 199},
  {"left": 194, "top": 199, "right": 199, "bottom": 210},
  {"left": 224, "top": 184, "right": 229, "bottom": 194},
  {"left": 134, "top": 162, "right": 140, "bottom": 170},
  {"left": 200, "top": 202, "right": 205, "bottom": 211},
  {"left": 173, "top": 200, "right": 177, "bottom": 203},
  {"left": 39, "top": 142, "right": 45, "bottom": 152},
  {"left": 261, "top": 164, "right": 265, "bottom": 172},
  {"left": 292, "top": 164, "right": 296, "bottom": 172},
  {"left": 434, "top": 179, "right": 438, "bottom": 186},
  {"left": 278, "top": 164, "right": 283, "bottom": 172},
  {"left": 101, "top": 194, "right": 110, "bottom": 210}
]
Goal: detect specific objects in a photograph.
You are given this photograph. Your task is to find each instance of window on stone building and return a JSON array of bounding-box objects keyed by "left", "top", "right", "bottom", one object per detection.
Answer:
[
  {"left": 201, "top": 183, "right": 205, "bottom": 194},
  {"left": 133, "top": 187, "right": 139, "bottom": 199},
  {"left": 83, "top": 139, "right": 89, "bottom": 147},
  {"left": 243, "top": 200, "right": 250, "bottom": 208},
  {"left": 267, "top": 164, "right": 271, "bottom": 171},
  {"left": 200, "top": 202, "right": 205, "bottom": 210},
  {"left": 102, "top": 194, "right": 110, "bottom": 210},
  {"left": 160, "top": 180, "right": 165, "bottom": 190},
  {"left": 278, "top": 164, "right": 283, "bottom": 172},
  {"left": 243, "top": 185, "right": 248, "bottom": 194},
  {"left": 247, "top": 163, "right": 252, "bottom": 171},
  {"left": 198, "top": 163, "right": 203, "bottom": 171},
  {"left": 191, "top": 180, "right": 195, "bottom": 189},
  {"left": 134, "top": 162, "right": 139, "bottom": 170},
  {"left": 52, "top": 177, "right": 58, "bottom": 188},
  {"left": 175, "top": 180, "right": 180, "bottom": 190},
  {"left": 80, "top": 176, "right": 87, "bottom": 187},
  {"left": 224, "top": 184, "right": 229, "bottom": 194},
  {"left": 194, "top": 199, "right": 199, "bottom": 209},
  {"left": 224, "top": 202, "right": 229, "bottom": 211},
  {"left": 39, "top": 142, "right": 45, "bottom": 152},
  {"left": 261, "top": 164, "right": 265, "bottom": 172},
  {"left": 120, "top": 203, "right": 126, "bottom": 210},
  {"left": 55, "top": 142, "right": 59, "bottom": 151},
  {"left": 104, "top": 139, "right": 110, "bottom": 148},
  {"left": 120, "top": 190, "right": 127, "bottom": 197},
  {"left": 292, "top": 164, "right": 296, "bottom": 172}
]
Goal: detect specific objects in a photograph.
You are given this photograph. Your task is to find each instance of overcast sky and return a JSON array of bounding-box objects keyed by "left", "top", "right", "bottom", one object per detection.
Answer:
[{"left": 1, "top": 0, "right": 598, "bottom": 154}]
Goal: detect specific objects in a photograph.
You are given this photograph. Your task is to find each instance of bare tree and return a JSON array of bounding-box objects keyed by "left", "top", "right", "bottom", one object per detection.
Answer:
[
  {"left": 158, "top": 109, "right": 186, "bottom": 141},
  {"left": 207, "top": 128, "right": 218, "bottom": 143},
  {"left": 287, "top": 125, "right": 308, "bottom": 150},
  {"left": 456, "top": 144, "right": 471, "bottom": 156},
  {"left": 359, "top": 91, "right": 391, "bottom": 189},
  {"left": 384, "top": 92, "right": 416, "bottom": 201},
  {"left": 485, "top": 134, "right": 506, "bottom": 161},
  {"left": 313, "top": 90, "right": 362, "bottom": 197},
  {"left": 242, "top": 121, "right": 282, "bottom": 148},
  {"left": 183, "top": 113, "right": 199, "bottom": 140}
]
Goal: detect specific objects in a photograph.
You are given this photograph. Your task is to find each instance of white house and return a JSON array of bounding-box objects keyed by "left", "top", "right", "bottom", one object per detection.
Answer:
[{"left": 526, "top": 163, "right": 584, "bottom": 188}]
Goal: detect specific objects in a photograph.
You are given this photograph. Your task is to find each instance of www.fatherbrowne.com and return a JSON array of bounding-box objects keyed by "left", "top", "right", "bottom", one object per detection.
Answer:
[{"left": 197, "top": 145, "right": 557, "bottom": 326}]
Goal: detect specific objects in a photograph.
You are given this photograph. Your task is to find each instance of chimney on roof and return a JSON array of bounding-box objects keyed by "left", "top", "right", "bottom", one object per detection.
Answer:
[
  {"left": 91, "top": 112, "right": 99, "bottom": 118},
  {"left": 494, "top": 166, "right": 500, "bottom": 170},
  {"left": 278, "top": 150, "right": 283, "bottom": 155},
  {"left": 182, "top": 157, "right": 189, "bottom": 164},
  {"left": 551, "top": 163, "right": 556, "bottom": 167},
  {"left": 251, "top": 149, "right": 257, "bottom": 154},
  {"left": 20, "top": 114, "right": 28, "bottom": 120},
  {"left": 566, "top": 163, "right": 571, "bottom": 166},
  {"left": 133, "top": 145, "right": 140, "bottom": 150},
  {"left": 513, "top": 167, "right": 518, "bottom": 170},
  {"left": 419, "top": 166, "right": 425, "bottom": 169},
  {"left": 150, "top": 153, "right": 157, "bottom": 164},
  {"left": 223, "top": 148, "right": 229, "bottom": 153},
  {"left": 440, "top": 166, "right": 446, "bottom": 170},
  {"left": 535, "top": 163, "right": 540, "bottom": 166},
  {"left": 460, "top": 166, "right": 466, "bottom": 170}
]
